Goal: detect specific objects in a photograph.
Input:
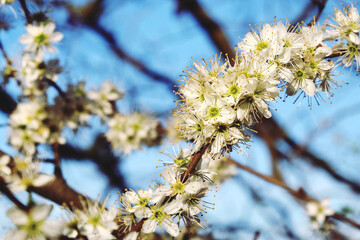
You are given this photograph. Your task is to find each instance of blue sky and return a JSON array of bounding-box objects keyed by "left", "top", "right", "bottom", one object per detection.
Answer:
[{"left": 1, "top": 0, "right": 360, "bottom": 239}]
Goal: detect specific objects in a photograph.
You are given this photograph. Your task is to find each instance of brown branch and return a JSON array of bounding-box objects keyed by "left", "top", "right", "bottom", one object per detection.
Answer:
[
  {"left": 117, "top": 144, "right": 209, "bottom": 239},
  {"left": 313, "top": 0, "right": 328, "bottom": 23},
  {"left": 176, "top": 0, "right": 235, "bottom": 62},
  {"left": 182, "top": 144, "right": 208, "bottom": 181},
  {"left": 29, "top": 178, "right": 84, "bottom": 210},
  {"left": 228, "top": 158, "right": 314, "bottom": 202},
  {"left": 0, "top": 177, "right": 28, "bottom": 211},
  {"left": 64, "top": 2, "right": 176, "bottom": 92},
  {"left": 19, "top": 0, "right": 32, "bottom": 24},
  {"left": 256, "top": 118, "right": 360, "bottom": 194},
  {"left": 293, "top": 0, "right": 328, "bottom": 26},
  {"left": 53, "top": 143, "right": 63, "bottom": 178},
  {"left": 228, "top": 158, "right": 360, "bottom": 229}
]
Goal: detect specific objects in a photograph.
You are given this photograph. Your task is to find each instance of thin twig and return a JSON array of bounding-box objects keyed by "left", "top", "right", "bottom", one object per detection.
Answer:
[
  {"left": 0, "top": 178, "right": 28, "bottom": 211},
  {"left": 182, "top": 144, "right": 208, "bottom": 181},
  {"left": 177, "top": 0, "right": 236, "bottom": 63},
  {"left": 45, "top": 79, "right": 66, "bottom": 98},
  {"left": 19, "top": 0, "right": 32, "bottom": 24},
  {"left": 228, "top": 159, "right": 360, "bottom": 229}
]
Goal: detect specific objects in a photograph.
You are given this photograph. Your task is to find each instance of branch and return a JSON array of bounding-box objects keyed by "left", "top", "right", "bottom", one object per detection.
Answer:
[
  {"left": 64, "top": 1, "right": 176, "bottom": 92},
  {"left": 58, "top": 135, "right": 127, "bottom": 190},
  {"left": 0, "top": 177, "right": 28, "bottom": 211},
  {"left": 176, "top": 0, "right": 235, "bottom": 62},
  {"left": 228, "top": 158, "right": 360, "bottom": 229},
  {"left": 29, "top": 178, "right": 84, "bottom": 210},
  {"left": 53, "top": 143, "right": 63, "bottom": 178},
  {"left": 182, "top": 144, "right": 208, "bottom": 181},
  {"left": 19, "top": 0, "right": 32, "bottom": 24}
]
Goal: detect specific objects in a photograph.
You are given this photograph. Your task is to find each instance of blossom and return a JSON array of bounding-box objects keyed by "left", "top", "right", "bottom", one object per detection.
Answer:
[
  {"left": 238, "top": 23, "right": 279, "bottom": 59},
  {"left": 9, "top": 156, "right": 54, "bottom": 192},
  {"left": 19, "top": 22, "right": 63, "bottom": 54},
  {"left": 0, "top": 155, "right": 11, "bottom": 176},
  {"left": 154, "top": 167, "right": 205, "bottom": 198},
  {"left": 6, "top": 204, "right": 64, "bottom": 240},
  {"left": 306, "top": 199, "right": 334, "bottom": 230},
  {"left": 142, "top": 204, "right": 180, "bottom": 237},
  {"left": 21, "top": 53, "right": 62, "bottom": 86},
  {"left": 105, "top": 112, "right": 160, "bottom": 154},
  {"left": 88, "top": 81, "right": 124, "bottom": 118},
  {"left": 327, "top": 5, "right": 360, "bottom": 44},
  {"left": 279, "top": 59, "right": 315, "bottom": 96},
  {"left": 77, "top": 198, "right": 118, "bottom": 239},
  {"left": 333, "top": 42, "right": 360, "bottom": 69},
  {"left": 123, "top": 189, "right": 153, "bottom": 218}
]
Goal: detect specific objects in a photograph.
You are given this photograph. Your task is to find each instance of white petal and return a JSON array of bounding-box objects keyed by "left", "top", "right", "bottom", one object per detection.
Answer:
[
  {"left": 31, "top": 204, "right": 52, "bottom": 221},
  {"left": 185, "top": 181, "right": 203, "bottom": 194},
  {"left": 124, "top": 232, "right": 138, "bottom": 240},
  {"left": 32, "top": 174, "right": 54, "bottom": 187},
  {"left": 163, "top": 218, "right": 180, "bottom": 237},
  {"left": 7, "top": 207, "right": 28, "bottom": 225},
  {"left": 142, "top": 219, "right": 157, "bottom": 234}
]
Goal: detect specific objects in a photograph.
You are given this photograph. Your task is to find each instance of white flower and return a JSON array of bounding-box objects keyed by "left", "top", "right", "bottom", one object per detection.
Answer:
[
  {"left": 238, "top": 23, "right": 279, "bottom": 60},
  {"left": 153, "top": 167, "right": 204, "bottom": 199},
  {"left": 199, "top": 95, "right": 236, "bottom": 125},
  {"left": 333, "top": 42, "right": 360, "bottom": 69},
  {"left": 19, "top": 22, "right": 63, "bottom": 55},
  {"left": 105, "top": 112, "right": 159, "bottom": 154},
  {"left": 88, "top": 81, "right": 124, "bottom": 118},
  {"left": 0, "top": 155, "right": 11, "bottom": 176},
  {"left": 6, "top": 204, "right": 64, "bottom": 240},
  {"left": 124, "top": 189, "right": 153, "bottom": 218},
  {"left": 279, "top": 59, "right": 315, "bottom": 97},
  {"left": 21, "top": 53, "right": 61, "bottom": 85},
  {"left": 78, "top": 198, "right": 118, "bottom": 239},
  {"left": 9, "top": 157, "right": 54, "bottom": 192},
  {"left": 306, "top": 199, "right": 334, "bottom": 230},
  {"left": 142, "top": 204, "right": 180, "bottom": 237},
  {"left": 327, "top": 5, "right": 360, "bottom": 44}
]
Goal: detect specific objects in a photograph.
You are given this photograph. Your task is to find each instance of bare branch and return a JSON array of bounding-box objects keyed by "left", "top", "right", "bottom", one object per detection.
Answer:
[
  {"left": 176, "top": 0, "right": 235, "bottom": 62},
  {"left": 228, "top": 158, "right": 360, "bottom": 229}
]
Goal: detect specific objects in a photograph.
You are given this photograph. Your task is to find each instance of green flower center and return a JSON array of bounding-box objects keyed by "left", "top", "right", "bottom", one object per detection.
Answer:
[
  {"left": 23, "top": 219, "right": 42, "bottom": 235},
  {"left": 295, "top": 70, "right": 304, "bottom": 79},
  {"left": 256, "top": 41, "right": 269, "bottom": 51},
  {"left": 138, "top": 198, "right": 148, "bottom": 207},
  {"left": 283, "top": 40, "right": 291, "bottom": 47},
  {"left": 88, "top": 215, "right": 101, "bottom": 226},
  {"left": 229, "top": 85, "right": 240, "bottom": 96},
  {"left": 34, "top": 33, "right": 48, "bottom": 45},
  {"left": 348, "top": 44, "right": 358, "bottom": 55},
  {"left": 309, "top": 62, "right": 317, "bottom": 69},
  {"left": 132, "top": 123, "right": 140, "bottom": 131},
  {"left": 173, "top": 182, "right": 185, "bottom": 194},
  {"left": 207, "top": 106, "right": 220, "bottom": 118},
  {"left": 195, "top": 123, "right": 202, "bottom": 132},
  {"left": 153, "top": 209, "right": 165, "bottom": 222}
]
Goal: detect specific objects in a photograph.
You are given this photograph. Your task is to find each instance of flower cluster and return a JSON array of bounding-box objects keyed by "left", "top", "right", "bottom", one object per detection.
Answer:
[
  {"left": 1, "top": 3, "right": 360, "bottom": 240},
  {"left": 5, "top": 204, "right": 64, "bottom": 240},
  {"left": 63, "top": 197, "right": 118, "bottom": 239},
  {"left": 105, "top": 112, "right": 161, "bottom": 154},
  {"left": 176, "top": 6, "right": 360, "bottom": 156},
  {"left": 117, "top": 147, "right": 214, "bottom": 239},
  {"left": 0, "top": 154, "right": 53, "bottom": 194}
]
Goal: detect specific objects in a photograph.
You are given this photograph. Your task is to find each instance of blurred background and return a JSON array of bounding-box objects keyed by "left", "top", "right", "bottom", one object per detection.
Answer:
[{"left": 0, "top": 0, "right": 359, "bottom": 239}]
